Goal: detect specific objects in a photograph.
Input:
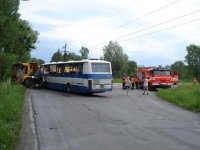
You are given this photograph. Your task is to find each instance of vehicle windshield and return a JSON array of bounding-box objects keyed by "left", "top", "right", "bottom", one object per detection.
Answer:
[
  {"left": 92, "top": 63, "right": 110, "bottom": 72},
  {"left": 153, "top": 70, "right": 171, "bottom": 76}
]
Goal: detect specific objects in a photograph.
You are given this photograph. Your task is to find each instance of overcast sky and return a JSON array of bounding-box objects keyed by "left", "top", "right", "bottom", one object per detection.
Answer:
[{"left": 19, "top": 0, "right": 200, "bottom": 66}]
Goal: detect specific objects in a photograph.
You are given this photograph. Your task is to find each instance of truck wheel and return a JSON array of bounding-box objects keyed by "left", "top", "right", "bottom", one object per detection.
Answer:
[{"left": 24, "top": 78, "right": 34, "bottom": 88}]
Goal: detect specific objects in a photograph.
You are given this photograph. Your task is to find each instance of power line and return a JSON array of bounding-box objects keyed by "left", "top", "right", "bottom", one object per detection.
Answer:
[
  {"left": 89, "top": 9, "right": 200, "bottom": 48},
  {"left": 81, "top": 0, "right": 182, "bottom": 44},
  {"left": 120, "top": 18, "right": 200, "bottom": 42},
  {"left": 90, "top": 18, "right": 200, "bottom": 49},
  {"left": 113, "top": 0, "right": 182, "bottom": 29},
  {"left": 115, "top": 9, "right": 200, "bottom": 40}
]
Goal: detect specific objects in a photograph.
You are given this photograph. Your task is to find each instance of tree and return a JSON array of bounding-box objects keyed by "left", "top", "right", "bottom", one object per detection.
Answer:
[
  {"left": 126, "top": 60, "right": 137, "bottom": 77},
  {"left": 38, "top": 59, "right": 45, "bottom": 65},
  {"left": 29, "top": 57, "right": 45, "bottom": 65},
  {"left": 0, "top": 53, "right": 16, "bottom": 81},
  {"left": 0, "top": 1, "right": 38, "bottom": 59},
  {"left": 170, "top": 61, "right": 189, "bottom": 80},
  {"left": 103, "top": 41, "right": 128, "bottom": 77},
  {"left": 0, "top": 0, "right": 38, "bottom": 81},
  {"left": 80, "top": 46, "right": 89, "bottom": 59},
  {"left": 51, "top": 50, "right": 63, "bottom": 62},
  {"left": 29, "top": 57, "right": 38, "bottom": 62},
  {"left": 185, "top": 44, "right": 200, "bottom": 79},
  {"left": 68, "top": 52, "right": 81, "bottom": 61}
]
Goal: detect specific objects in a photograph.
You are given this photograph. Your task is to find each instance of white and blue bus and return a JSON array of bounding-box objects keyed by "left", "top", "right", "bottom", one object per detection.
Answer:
[{"left": 39, "top": 59, "right": 113, "bottom": 93}]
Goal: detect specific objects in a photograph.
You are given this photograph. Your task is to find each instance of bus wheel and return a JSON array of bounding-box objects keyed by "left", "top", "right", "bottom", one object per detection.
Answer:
[
  {"left": 66, "top": 84, "right": 71, "bottom": 93},
  {"left": 24, "top": 78, "right": 34, "bottom": 88}
]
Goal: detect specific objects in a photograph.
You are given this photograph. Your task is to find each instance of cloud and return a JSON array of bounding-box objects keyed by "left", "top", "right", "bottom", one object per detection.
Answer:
[{"left": 19, "top": 0, "right": 200, "bottom": 66}]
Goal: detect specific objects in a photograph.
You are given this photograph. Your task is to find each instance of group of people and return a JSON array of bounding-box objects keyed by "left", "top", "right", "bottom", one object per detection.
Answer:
[{"left": 123, "top": 76, "right": 149, "bottom": 95}]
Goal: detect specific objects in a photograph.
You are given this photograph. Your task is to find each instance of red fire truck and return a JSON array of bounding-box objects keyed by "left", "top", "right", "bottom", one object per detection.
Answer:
[{"left": 131, "top": 67, "right": 178, "bottom": 90}]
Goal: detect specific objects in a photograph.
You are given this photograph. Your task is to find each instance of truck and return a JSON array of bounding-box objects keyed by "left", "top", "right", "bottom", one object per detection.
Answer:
[
  {"left": 128, "top": 67, "right": 178, "bottom": 90},
  {"left": 11, "top": 62, "right": 42, "bottom": 88}
]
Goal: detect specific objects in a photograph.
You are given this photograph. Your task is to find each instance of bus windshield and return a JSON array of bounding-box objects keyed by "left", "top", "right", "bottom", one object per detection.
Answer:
[
  {"left": 92, "top": 63, "right": 110, "bottom": 72},
  {"left": 153, "top": 70, "right": 171, "bottom": 76}
]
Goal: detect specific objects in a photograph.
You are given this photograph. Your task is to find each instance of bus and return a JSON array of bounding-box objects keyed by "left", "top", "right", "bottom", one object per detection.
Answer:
[{"left": 39, "top": 59, "right": 113, "bottom": 93}]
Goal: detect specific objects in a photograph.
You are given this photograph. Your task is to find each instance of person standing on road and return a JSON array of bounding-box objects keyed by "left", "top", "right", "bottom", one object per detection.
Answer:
[
  {"left": 143, "top": 77, "right": 149, "bottom": 95},
  {"left": 125, "top": 77, "right": 131, "bottom": 95}
]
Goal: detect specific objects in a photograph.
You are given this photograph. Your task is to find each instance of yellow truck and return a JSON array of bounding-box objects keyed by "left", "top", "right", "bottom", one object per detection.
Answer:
[{"left": 11, "top": 62, "right": 40, "bottom": 88}]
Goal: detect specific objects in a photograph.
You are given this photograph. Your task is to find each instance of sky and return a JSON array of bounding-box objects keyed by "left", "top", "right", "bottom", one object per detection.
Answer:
[{"left": 19, "top": 0, "right": 200, "bottom": 66}]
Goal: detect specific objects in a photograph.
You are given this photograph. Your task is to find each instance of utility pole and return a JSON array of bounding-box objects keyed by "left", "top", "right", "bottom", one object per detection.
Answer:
[{"left": 62, "top": 43, "right": 68, "bottom": 61}]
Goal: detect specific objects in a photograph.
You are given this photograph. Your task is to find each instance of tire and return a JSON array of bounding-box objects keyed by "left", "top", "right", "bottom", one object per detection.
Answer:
[
  {"left": 24, "top": 78, "right": 34, "bottom": 88},
  {"left": 65, "top": 84, "right": 71, "bottom": 93}
]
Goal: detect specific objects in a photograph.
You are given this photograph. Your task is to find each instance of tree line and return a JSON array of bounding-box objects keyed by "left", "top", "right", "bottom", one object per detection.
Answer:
[
  {"left": 0, "top": 0, "right": 38, "bottom": 81},
  {"left": 0, "top": 0, "right": 199, "bottom": 82},
  {"left": 171, "top": 44, "right": 200, "bottom": 81},
  {"left": 51, "top": 41, "right": 200, "bottom": 80},
  {"left": 51, "top": 46, "right": 89, "bottom": 62}
]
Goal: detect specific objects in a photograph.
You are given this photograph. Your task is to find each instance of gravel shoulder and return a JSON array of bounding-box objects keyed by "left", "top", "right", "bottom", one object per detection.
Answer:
[{"left": 16, "top": 89, "right": 38, "bottom": 150}]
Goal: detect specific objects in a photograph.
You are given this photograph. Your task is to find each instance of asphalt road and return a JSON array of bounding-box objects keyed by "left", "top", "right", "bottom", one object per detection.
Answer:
[{"left": 29, "top": 83, "right": 200, "bottom": 150}]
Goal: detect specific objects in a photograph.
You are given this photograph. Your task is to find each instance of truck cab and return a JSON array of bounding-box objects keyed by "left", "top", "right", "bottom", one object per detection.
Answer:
[{"left": 11, "top": 62, "right": 39, "bottom": 88}]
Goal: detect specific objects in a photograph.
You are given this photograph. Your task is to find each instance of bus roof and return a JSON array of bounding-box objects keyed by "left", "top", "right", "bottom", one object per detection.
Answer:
[{"left": 41, "top": 59, "right": 111, "bottom": 66}]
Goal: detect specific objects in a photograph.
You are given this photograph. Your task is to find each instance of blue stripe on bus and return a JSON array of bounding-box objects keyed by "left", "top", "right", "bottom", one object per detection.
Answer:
[
  {"left": 44, "top": 74, "right": 112, "bottom": 79},
  {"left": 46, "top": 82, "right": 112, "bottom": 93}
]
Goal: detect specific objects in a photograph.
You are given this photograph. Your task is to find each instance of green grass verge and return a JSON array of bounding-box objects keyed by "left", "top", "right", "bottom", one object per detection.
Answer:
[
  {"left": 113, "top": 78, "right": 122, "bottom": 83},
  {"left": 179, "top": 79, "right": 193, "bottom": 83},
  {"left": 157, "top": 84, "right": 200, "bottom": 112},
  {"left": 0, "top": 81, "right": 25, "bottom": 150}
]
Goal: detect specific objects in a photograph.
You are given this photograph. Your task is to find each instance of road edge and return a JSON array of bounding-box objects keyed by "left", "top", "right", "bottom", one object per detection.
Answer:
[{"left": 16, "top": 89, "right": 39, "bottom": 150}]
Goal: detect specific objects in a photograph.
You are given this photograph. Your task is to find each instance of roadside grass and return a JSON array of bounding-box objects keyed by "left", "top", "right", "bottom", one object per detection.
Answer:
[
  {"left": 157, "top": 84, "right": 200, "bottom": 112},
  {"left": 179, "top": 79, "right": 193, "bottom": 83},
  {"left": 113, "top": 78, "right": 121, "bottom": 83},
  {"left": 0, "top": 81, "right": 25, "bottom": 150}
]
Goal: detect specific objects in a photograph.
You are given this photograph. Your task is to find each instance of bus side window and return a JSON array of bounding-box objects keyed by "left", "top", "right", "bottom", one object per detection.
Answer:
[
  {"left": 56, "top": 65, "right": 64, "bottom": 75},
  {"left": 44, "top": 68, "right": 49, "bottom": 74},
  {"left": 68, "top": 64, "right": 75, "bottom": 75},
  {"left": 50, "top": 65, "right": 56, "bottom": 74},
  {"left": 78, "top": 64, "right": 83, "bottom": 75}
]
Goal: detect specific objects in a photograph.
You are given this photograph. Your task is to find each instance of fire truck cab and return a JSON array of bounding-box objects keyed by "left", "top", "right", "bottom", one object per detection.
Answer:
[{"left": 132, "top": 67, "right": 178, "bottom": 90}]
